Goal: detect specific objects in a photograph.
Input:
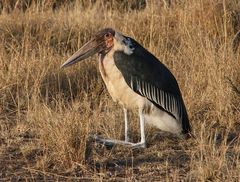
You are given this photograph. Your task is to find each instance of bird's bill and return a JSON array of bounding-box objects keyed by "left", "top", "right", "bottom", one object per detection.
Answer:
[{"left": 61, "top": 38, "right": 104, "bottom": 68}]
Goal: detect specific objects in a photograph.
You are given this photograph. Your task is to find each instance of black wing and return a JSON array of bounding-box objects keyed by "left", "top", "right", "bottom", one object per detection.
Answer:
[{"left": 113, "top": 39, "right": 191, "bottom": 134}]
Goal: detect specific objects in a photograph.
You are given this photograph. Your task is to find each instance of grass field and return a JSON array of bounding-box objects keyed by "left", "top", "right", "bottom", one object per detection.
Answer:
[{"left": 0, "top": 0, "right": 240, "bottom": 181}]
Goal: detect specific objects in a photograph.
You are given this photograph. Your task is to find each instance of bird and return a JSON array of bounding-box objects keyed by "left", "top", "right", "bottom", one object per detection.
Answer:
[{"left": 61, "top": 28, "right": 191, "bottom": 148}]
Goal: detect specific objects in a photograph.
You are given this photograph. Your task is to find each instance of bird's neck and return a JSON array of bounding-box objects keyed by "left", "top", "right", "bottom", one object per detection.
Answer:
[
  {"left": 98, "top": 51, "right": 115, "bottom": 78},
  {"left": 98, "top": 53, "right": 107, "bottom": 78}
]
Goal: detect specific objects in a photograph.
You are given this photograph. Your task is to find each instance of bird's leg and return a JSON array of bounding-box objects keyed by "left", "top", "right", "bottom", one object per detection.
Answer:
[
  {"left": 91, "top": 109, "right": 146, "bottom": 148},
  {"left": 131, "top": 109, "right": 146, "bottom": 148},
  {"left": 124, "top": 108, "right": 129, "bottom": 142},
  {"left": 139, "top": 109, "right": 146, "bottom": 144}
]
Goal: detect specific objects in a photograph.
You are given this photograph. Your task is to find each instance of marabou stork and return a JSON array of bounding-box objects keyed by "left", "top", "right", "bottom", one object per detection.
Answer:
[{"left": 61, "top": 28, "right": 191, "bottom": 148}]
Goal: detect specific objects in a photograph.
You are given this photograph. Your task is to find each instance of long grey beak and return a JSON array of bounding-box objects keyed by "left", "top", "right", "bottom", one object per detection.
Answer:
[{"left": 61, "top": 38, "right": 104, "bottom": 68}]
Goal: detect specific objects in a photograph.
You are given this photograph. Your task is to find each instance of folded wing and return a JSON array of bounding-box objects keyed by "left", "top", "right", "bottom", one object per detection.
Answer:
[{"left": 113, "top": 39, "right": 191, "bottom": 134}]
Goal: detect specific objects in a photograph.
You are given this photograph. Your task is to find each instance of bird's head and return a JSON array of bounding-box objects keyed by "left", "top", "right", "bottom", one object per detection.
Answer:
[{"left": 61, "top": 28, "right": 134, "bottom": 68}]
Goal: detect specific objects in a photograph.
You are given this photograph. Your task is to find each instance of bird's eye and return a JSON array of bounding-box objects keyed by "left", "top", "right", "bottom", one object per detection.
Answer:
[
  {"left": 129, "top": 44, "right": 134, "bottom": 49},
  {"left": 105, "top": 33, "right": 111, "bottom": 38}
]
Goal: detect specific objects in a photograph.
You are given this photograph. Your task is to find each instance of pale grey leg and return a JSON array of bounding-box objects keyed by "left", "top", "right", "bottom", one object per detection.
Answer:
[
  {"left": 139, "top": 109, "right": 146, "bottom": 147},
  {"left": 128, "top": 108, "right": 146, "bottom": 148},
  {"left": 124, "top": 108, "right": 129, "bottom": 142},
  {"left": 91, "top": 108, "right": 146, "bottom": 148}
]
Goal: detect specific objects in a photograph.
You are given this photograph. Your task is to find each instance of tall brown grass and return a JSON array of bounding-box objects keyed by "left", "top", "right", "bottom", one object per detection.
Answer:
[{"left": 0, "top": 0, "right": 240, "bottom": 181}]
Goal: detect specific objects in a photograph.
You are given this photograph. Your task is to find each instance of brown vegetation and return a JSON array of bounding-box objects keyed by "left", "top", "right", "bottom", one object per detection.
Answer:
[{"left": 0, "top": 0, "right": 240, "bottom": 181}]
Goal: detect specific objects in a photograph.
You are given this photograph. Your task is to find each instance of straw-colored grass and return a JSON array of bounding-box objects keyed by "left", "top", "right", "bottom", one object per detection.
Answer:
[{"left": 0, "top": 0, "right": 240, "bottom": 181}]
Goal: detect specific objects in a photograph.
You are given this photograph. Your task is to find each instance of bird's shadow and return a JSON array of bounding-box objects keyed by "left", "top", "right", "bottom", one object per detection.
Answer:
[
  {"left": 85, "top": 132, "right": 192, "bottom": 175},
  {"left": 85, "top": 128, "right": 239, "bottom": 176}
]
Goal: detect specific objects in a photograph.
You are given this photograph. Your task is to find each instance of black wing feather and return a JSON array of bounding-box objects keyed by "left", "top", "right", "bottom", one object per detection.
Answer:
[{"left": 113, "top": 38, "right": 191, "bottom": 134}]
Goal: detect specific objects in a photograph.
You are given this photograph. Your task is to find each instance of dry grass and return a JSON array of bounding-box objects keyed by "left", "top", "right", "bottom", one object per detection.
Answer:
[{"left": 0, "top": 0, "right": 240, "bottom": 181}]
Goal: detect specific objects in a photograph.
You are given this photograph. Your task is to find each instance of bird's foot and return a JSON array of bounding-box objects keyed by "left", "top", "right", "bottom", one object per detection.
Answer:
[
  {"left": 131, "top": 142, "right": 146, "bottom": 149},
  {"left": 90, "top": 135, "right": 146, "bottom": 149}
]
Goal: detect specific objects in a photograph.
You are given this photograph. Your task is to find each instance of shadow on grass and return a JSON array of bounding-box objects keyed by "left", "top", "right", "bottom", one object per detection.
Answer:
[{"left": 85, "top": 129, "right": 239, "bottom": 178}]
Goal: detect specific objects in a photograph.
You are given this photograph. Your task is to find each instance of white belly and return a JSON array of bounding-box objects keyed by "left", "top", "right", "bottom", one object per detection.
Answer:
[{"left": 145, "top": 105, "right": 182, "bottom": 134}]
